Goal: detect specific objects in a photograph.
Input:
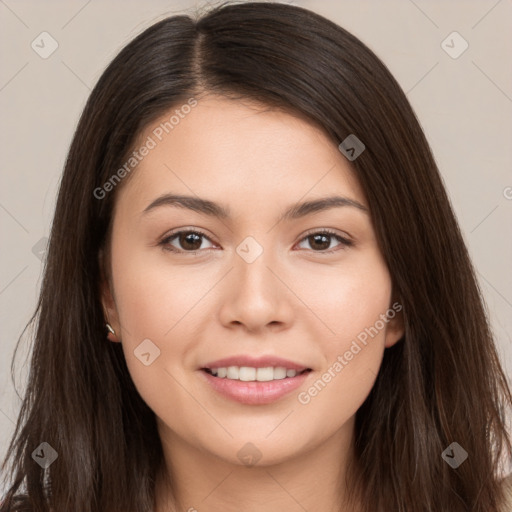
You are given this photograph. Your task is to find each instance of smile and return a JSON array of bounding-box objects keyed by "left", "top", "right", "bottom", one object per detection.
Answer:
[{"left": 200, "top": 367, "right": 313, "bottom": 405}]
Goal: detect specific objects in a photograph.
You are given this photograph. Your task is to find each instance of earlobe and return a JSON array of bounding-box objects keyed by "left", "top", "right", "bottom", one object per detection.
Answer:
[
  {"left": 384, "top": 322, "right": 404, "bottom": 348},
  {"left": 101, "top": 288, "right": 121, "bottom": 343},
  {"left": 101, "top": 289, "right": 122, "bottom": 343},
  {"left": 105, "top": 322, "right": 120, "bottom": 343},
  {"left": 384, "top": 299, "right": 405, "bottom": 348},
  {"left": 98, "top": 249, "right": 121, "bottom": 343}
]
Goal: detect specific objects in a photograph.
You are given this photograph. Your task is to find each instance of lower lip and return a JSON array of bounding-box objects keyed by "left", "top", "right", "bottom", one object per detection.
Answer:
[{"left": 199, "top": 369, "right": 312, "bottom": 405}]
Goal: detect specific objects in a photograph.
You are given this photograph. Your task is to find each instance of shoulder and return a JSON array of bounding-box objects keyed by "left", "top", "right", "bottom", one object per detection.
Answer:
[{"left": 501, "top": 473, "right": 512, "bottom": 512}]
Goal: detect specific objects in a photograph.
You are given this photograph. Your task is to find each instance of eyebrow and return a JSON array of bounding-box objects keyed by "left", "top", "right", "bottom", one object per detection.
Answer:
[{"left": 142, "top": 193, "right": 369, "bottom": 222}]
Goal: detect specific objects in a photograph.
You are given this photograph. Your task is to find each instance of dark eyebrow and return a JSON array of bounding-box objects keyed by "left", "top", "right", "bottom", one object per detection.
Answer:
[
  {"left": 141, "top": 194, "right": 369, "bottom": 220},
  {"left": 142, "top": 194, "right": 230, "bottom": 218},
  {"left": 278, "top": 195, "right": 368, "bottom": 222}
]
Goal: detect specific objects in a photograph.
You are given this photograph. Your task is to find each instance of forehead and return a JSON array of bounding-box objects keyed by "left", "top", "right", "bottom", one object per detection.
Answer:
[{"left": 116, "top": 95, "right": 367, "bottom": 215}]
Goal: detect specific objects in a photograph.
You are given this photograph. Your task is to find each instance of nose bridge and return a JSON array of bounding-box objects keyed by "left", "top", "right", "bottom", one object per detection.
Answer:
[
  {"left": 234, "top": 234, "right": 277, "bottom": 297},
  {"left": 218, "top": 233, "right": 291, "bottom": 330}
]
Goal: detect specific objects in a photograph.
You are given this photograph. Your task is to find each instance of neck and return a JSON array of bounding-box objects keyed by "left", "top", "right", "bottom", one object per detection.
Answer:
[{"left": 153, "top": 416, "right": 362, "bottom": 512}]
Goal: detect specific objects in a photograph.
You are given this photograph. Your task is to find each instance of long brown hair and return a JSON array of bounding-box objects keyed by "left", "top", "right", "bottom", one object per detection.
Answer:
[{"left": 1, "top": 2, "right": 511, "bottom": 511}]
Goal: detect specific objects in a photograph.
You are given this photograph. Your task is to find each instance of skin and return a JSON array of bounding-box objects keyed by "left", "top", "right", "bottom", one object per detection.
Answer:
[{"left": 101, "top": 95, "right": 404, "bottom": 512}]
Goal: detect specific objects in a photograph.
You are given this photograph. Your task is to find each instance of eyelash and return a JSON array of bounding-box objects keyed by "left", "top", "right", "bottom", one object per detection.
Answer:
[{"left": 159, "top": 228, "right": 353, "bottom": 255}]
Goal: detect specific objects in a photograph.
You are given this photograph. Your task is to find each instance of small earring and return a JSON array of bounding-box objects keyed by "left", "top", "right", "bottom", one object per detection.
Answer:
[{"left": 106, "top": 323, "right": 115, "bottom": 335}]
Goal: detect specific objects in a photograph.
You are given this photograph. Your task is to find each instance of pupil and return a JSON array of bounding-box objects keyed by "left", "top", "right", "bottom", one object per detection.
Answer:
[
  {"left": 181, "top": 232, "right": 202, "bottom": 250},
  {"left": 310, "top": 234, "right": 330, "bottom": 250}
]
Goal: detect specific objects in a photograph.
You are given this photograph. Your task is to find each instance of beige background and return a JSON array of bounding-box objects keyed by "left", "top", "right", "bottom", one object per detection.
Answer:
[{"left": 1, "top": 0, "right": 511, "bottom": 483}]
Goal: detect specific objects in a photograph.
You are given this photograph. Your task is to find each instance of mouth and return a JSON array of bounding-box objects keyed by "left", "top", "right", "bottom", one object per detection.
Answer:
[
  {"left": 201, "top": 367, "right": 312, "bottom": 381},
  {"left": 199, "top": 366, "right": 313, "bottom": 405}
]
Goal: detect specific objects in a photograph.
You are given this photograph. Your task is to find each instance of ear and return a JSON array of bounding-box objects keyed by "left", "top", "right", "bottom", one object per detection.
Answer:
[
  {"left": 98, "top": 248, "right": 121, "bottom": 343},
  {"left": 383, "top": 297, "right": 405, "bottom": 349}
]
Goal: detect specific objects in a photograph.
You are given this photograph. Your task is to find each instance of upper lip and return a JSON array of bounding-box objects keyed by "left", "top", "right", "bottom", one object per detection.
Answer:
[{"left": 201, "top": 355, "right": 311, "bottom": 372}]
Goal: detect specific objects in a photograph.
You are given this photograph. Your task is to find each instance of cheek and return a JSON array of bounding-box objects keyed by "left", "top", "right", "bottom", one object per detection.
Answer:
[
  {"left": 110, "top": 238, "right": 203, "bottom": 340},
  {"left": 108, "top": 240, "right": 200, "bottom": 403},
  {"left": 293, "top": 247, "right": 393, "bottom": 346},
  {"left": 110, "top": 258, "right": 199, "bottom": 427},
  {"left": 291, "top": 249, "right": 392, "bottom": 417}
]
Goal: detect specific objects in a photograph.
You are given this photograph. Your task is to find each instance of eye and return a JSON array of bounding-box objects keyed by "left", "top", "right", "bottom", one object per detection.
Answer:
[
  {"left": 296, "top": 229, "right": 353, "bottom": 253},
  {"left": 159, "top": 228, "right": 353, "bottom": 255},
  {"left": 160, "top": 229, "right": 216, "bottom": 254}
]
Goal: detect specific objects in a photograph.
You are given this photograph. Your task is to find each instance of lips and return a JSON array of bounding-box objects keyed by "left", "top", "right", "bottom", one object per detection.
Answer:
[
  {"left": 201, "top": 355, "right": 311, "bottom": 372},
  {"left": 199, "top": 366, "right": 312, "bottom": 405}
]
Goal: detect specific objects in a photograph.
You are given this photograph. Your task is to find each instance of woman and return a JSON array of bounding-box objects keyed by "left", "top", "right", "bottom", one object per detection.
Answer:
[{"left": 1, "top": 2, "right": 511, "bottom": 511}]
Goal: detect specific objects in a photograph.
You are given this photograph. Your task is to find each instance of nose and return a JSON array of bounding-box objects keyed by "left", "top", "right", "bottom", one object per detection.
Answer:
[{"left": 217, "top": 245, "right": 294, "bottom": 333}]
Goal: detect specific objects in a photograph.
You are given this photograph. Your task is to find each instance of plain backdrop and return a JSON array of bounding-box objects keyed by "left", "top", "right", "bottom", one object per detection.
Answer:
[{"left": 1, "top": 0, "right": 511, "bottom": 486}]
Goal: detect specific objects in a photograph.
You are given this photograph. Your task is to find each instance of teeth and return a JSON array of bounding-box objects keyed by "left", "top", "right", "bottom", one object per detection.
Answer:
[
  {"left": 239, "top": 367, "right": 256, "bottom": 381},
  {"left": 209, "top": 366, "right": 302, "bottom": 381}
]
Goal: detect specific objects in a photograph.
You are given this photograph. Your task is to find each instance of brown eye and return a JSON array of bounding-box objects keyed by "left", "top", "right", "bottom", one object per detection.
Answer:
[
  {"left": 297, "top": 230, "right": 353, "bottom": 253},
  {"left": 161, "top": 230, "right": 214, "bottom": 253}
]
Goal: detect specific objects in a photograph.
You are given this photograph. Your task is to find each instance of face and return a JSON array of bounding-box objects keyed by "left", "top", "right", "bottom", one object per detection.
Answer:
[{"left": 101, "top": 95, "right": 403, "bottom": 468}]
